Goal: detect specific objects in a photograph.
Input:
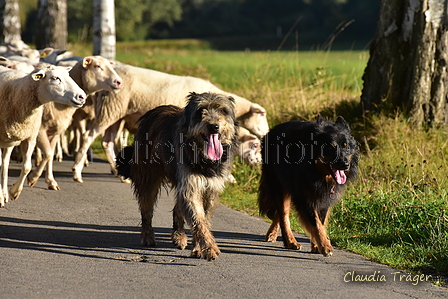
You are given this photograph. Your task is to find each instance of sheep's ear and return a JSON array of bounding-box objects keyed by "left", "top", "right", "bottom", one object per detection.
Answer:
[
  {"left": 82, "top": 57, "right": 93, "bottom": 68},
  {"left": 39, "top": 47, "right": 53, "bottom": 58},
  {"left": 250, "top": 104, "right": 266, "bottom": 116},
  {"left": 110, "top": 60, "right": 115, "bottom": 66},
  {"left": 65, "top": 66, "right": 72, "bottom": 72},
  {"left": 55, "top": 49, "right": 67, "bottom": 56},
  {"left": 31, "top": 70, "right": 45, "bottom": 81}
]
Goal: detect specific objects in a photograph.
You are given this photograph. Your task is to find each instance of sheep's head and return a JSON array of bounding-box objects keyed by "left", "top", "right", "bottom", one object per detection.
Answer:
[
  {"left": 32, "top": 66, "right": 86, "bottom": 108},
  {"left": 237, "top": 103, "right": 269, "bottom": 139},
  {"left": 81, "top": 56, "right": 123, "bottom": 94}
]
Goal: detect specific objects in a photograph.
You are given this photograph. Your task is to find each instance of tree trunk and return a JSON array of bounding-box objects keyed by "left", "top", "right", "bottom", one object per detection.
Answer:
[
  {"left": 361, "top": 0, "right": 448, "bottom": 127},
  {"left": 0, "top": 0, "right": 21, "bottom": 43},
  {"left": 93, "top": 0, "right": 116, "bottom": 60},
  {"left": 35, "top": 0, "right": 67, "bottom": 49}
]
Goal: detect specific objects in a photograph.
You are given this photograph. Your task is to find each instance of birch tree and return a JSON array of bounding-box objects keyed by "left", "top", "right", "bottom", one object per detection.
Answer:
[
  {"left": 0, "top": 0, "right": 21, "bottom": 43},
  {"left": 361, "top": 0, "right": 448, "bottom": 127},
  {"left": 93, "top": 0, "right": 116, "bottom": 60},
  {"left": 35, "top": 0, "right": 67, "bottom": 49}
]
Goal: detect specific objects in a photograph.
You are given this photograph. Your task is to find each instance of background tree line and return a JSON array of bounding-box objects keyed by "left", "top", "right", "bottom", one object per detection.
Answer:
[{"left": 19, "top": 0, "right": 379, "bottom": 50}]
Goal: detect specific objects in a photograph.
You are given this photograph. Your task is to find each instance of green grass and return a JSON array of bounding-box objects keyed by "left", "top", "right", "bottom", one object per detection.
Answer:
[
  {"left": 83, "top": 39, "right": 447, "bottom": 285},
  {"left": 331, "top": 116, "right": 448, "bottom": 275},
  {"left": 116, "top": 45, "right": 366, "bottom": 90}
]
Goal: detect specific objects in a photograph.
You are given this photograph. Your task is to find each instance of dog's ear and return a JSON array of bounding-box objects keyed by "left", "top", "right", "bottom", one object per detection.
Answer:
[
  {"left": 335, "top": 116, "right": 350, "bottom": 130},
  {"left": 182, "top": 92, "right": 200, "bottom": 126},
  {"left": 316, "top": 113, "right": 325, "bottom": 124},
  {"left": 186, "top": 92, "right": 198, "bottom": 104}
]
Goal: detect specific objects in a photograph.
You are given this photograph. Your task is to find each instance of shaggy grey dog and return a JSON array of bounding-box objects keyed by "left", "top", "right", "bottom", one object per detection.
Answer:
[{"left": 117, "top": 92, "right": 239, "bottom": 260}]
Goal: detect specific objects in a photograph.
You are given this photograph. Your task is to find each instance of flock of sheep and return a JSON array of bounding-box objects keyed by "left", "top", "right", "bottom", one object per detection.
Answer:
[{"left": 0, "top": 40, "right": 270, "bottom": 208}]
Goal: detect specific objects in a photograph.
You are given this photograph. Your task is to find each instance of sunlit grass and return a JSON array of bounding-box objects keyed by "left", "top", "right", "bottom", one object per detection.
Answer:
[{"left": 331, "top": 115, "right": 448, "bottom": 274}]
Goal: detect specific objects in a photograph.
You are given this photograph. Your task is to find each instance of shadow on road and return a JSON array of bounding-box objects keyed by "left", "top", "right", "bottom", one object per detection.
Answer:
[{"left": 0, "top": 215, "right": 316, "bottom": 262}]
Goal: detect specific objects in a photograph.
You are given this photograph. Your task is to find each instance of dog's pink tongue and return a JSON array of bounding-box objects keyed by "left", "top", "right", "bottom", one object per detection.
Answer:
[
  {"left": 333, "top": 170, "right": 347, "bottom": 184},
  {"left": 207, "top": 134, "right": 223, "bottom": 160}
]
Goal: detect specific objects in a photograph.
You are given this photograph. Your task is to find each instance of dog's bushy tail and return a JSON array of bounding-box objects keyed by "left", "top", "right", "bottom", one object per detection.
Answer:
[
  {"left": 257, "top": 166, "right": 278, "bottom": 220},
  {"left": 116, "top": 146, "right": 134, "bottom": 179}
]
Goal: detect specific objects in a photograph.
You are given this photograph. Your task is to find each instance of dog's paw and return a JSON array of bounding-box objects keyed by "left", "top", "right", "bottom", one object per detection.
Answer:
[
  {"left": 266, "top": 232, "right": 278, "bottom": 242},
  {"left": 190, "top": 244, "right": 220, "bottom": 261},
  {"left": 320, "top": 244, "right": 333, "bottom": 257},
  {"left": 310, "top": 241, "right": 333, "bottom": 256},
  {"left": 140, "top": 230, "right": 156, "bottom": 247},
  {"left": 172, "top": 231, "right": 188, "bottom": 250},
  {"left": 141, "top": 238, "right": 157, "bottom": 247},
  {"left": 190, "top": 248, "right": 202, "bottom": 259},
  {"left": 284, "top": 241, "right": 302, "bottom": 250},
  {"left": 203, "top": 244, "right": 221, "bottom": 261}
]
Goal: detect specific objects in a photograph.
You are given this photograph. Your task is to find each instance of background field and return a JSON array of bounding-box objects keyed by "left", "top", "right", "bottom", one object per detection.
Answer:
[{"left": 72, "top": 40, "right": 447, "bottom": 285}]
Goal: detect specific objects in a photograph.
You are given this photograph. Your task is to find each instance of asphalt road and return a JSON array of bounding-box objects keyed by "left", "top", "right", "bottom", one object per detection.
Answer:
[{"left": 0, "top": 157, "right": 446, "bottom": 299}]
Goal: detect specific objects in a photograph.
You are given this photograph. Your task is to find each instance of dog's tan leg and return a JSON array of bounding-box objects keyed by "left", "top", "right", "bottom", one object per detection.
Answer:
[
  {"left": 172, "top": 201, "right": 188, "bottom": 250},
  {"left": 299, "top": 208, "right": 333, "bottom": 257},
  {"left": 278, "top": 195, "right": 302, "bottom": 250},
  {"left": 190, "top": 235, "right": 201, "bottom": 258},
  {"left": 266, "top": 213, "right": 280, "bottom": 242},
  {"left": 318, "top": 207, "right": 334, "bottom": 256},
  {"left": 310, "top": 236, "right": 319, "bottom": 253},
  {"left": 179, "top": 183, "right": 220, "bottom": 261},
  {"left": 190, "top": 219, "right": 220, "bottom": 261},
  {"left": 313, "top": 208, "right": 333, "bottom": 256}
]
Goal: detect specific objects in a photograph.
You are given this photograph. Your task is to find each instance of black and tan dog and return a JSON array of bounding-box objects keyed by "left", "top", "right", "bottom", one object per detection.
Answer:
[
  {"left": 116, "top": 92, "right": 239, "bottom": 260},
  {"left": 258, "top": 114, "right": 359, "bottom": 257}
]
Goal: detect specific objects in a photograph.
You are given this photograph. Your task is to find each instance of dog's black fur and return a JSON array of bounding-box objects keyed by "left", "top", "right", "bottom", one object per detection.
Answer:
[
  {"left": 116, "top": 92, "right": 239, "bottom": 260},
  {"left": 258, "top": 114, "right": 359, "bottom": 256}
]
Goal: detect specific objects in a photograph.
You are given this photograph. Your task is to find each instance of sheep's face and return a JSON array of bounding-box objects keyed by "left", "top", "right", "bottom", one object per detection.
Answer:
[
  {"left": 237, "top": 103, "right": 269, "bottom": 139},
  {"left": 81, "top": 56, "right": 123, "bottom": 94},
  {"left": 238, "top": 133, "right": 262, "bottom": 165},
  {"left": 32, "top": 66, "right": 86, "bottom": 108}
]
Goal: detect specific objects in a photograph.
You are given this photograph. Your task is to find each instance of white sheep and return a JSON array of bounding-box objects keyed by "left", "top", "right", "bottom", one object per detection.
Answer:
[
  {"left": 0, "top": 56, "right": 35, "bottom": 73},
  {"left": 0, "top": 41, "right": 40, "bottom": 64},
  {"left": 0, "top": 66, "right": 87, "bottom": 207},
  {"left": 27, "top": 56, "right": 123, "bottom": 191},
  {"left": 237, "top": 127, "right": 262, "bottom": 165},
  {"left": 226, "top": 127, "right": 262, "bottom": 184},
  {"left": 71, "top": 61, "right": 270, "bottom": 183},
  {"left": 39, "top": 48, "right": 75, "bottom": 64}
]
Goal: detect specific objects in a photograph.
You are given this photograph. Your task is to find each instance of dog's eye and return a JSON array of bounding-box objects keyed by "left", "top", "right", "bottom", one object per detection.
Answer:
[{"left": 219, "top": 108, "right": 229, "bottom": 115}]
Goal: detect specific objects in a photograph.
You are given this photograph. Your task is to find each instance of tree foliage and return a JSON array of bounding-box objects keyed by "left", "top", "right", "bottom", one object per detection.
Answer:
[
  {"left": 19, "top": 0, "right": 380, "bottom": 49},
  {"left": 170, "top": 0, "right": 379, "bottom": 48}
]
